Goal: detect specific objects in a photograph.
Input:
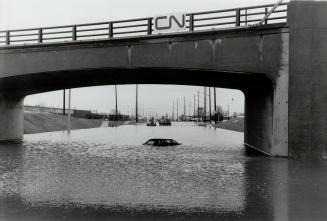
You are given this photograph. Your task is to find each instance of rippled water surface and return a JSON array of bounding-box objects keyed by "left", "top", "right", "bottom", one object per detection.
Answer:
[{"left": 1, "top": 122, "right": 327, "bottom": 221}]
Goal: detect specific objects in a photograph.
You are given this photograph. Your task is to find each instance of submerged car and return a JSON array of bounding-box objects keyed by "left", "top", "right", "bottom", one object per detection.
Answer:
[{"left": 143, "top": 138, "right": 181, "bottom": 146}]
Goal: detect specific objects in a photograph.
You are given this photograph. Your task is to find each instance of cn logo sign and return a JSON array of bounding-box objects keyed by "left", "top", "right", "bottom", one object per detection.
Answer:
[{"left": 153, "top": 13, "right": 187, "bottom": 34}]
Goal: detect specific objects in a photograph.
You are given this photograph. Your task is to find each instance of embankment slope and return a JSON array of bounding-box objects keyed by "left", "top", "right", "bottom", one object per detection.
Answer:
[
  {"left": 214, "top": 117, "right": 244, "bottom": 132},
  {"left": 24, "top": 113, "right": 102, "bottom": 134}
]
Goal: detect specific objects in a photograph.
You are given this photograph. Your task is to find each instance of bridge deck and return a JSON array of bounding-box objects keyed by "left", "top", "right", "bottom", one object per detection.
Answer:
[{"left": 0, "top": 3, "right": 288, "bottom": 47}]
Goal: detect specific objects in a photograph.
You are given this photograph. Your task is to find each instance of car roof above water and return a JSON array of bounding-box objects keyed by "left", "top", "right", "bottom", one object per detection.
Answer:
[
  {"left": 147, "top": 138, "right": 175, "bottom": 141},
  {"left": 144, "top": 138, "right": 181, "bottom": 145}
]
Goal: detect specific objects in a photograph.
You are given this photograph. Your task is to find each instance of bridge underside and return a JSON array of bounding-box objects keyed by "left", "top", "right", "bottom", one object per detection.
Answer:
[
  {"left": 0, "top": 68, "right": 271, "bottom": 96},
  {"left": 0, "top": 67, "right": 286, "bottom": 157}
]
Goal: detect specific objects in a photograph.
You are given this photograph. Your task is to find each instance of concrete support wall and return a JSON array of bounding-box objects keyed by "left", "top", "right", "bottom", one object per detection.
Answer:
[
  {"left": 244, "top": 78, "right": 288, "bottom": 157},
  {"left": 272, "top": 33, "right": 289, "bottom": 156},
  {"left": 244, "top": 88, "right": 273, "bottom": 155},
  {"left": 244, "top": 33, "right": 289, "bottom": 157},
  {"left": 289, "top": 0, "right": 327, "bottom": 160},
  {"left": 0, "top": 94, "right": 24, "bottom": 141}
]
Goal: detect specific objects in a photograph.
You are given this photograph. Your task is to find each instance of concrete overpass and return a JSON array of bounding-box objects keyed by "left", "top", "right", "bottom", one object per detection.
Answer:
[{"left": 0, "top": 0, "right": 326, "bottom": 160}]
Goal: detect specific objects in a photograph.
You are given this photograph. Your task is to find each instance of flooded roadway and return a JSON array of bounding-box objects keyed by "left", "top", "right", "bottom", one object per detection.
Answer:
[{"left": 0, "top": 122, "right": 327, "bottom": 220}]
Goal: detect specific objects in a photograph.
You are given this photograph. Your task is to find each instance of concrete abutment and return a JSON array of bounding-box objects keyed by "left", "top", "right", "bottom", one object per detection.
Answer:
[
  {"left": 0, "top": 94, "right": 24, "bottom": 141},
  {"left": 288, "top": 0, "right": 327, "bottom": 160},
  {"left": 244, "top": 87, "right": 274, "bottom": 155},
  {"left": 244, "top": 31, "right": 289, "bottom": 157},
  {"left": 244, "top": 73, "right": 288, "bottom": 157}
]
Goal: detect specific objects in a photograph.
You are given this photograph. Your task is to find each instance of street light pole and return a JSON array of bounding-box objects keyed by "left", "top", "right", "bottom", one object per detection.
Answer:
[
  {"left": 63, "top": 89, "right": 66, "bottom": 115},
  {"left": 214, "top": 88, "right": 217, "bottom": 124},
  {"left": 228, "top": 103, "right": 229, "bottom": 118},
  {"left": 189, "top": 101, "right": 191, "bottom": 120},
  {"left": 184, "top": 96, "right": 186, "bottom": 121},
  {"left": 194, "top": 94, "right": 196, "bottom": 119},
  {"left": 230, "top": 98, "right": 234, "bottom": 118},
  {"left": 197, "top": 91, "right": 200, "bottom": 122},
  {"left": 172, "top": 101, "right": 175, "bottom": 121},
  {"left": 67, "top": 89, "right": 71, "bottom": 134},
  {"left": 209, "top": 87, "right": 212, "bottom": 123},
  {"left": 203, "top": 87, "right": 206, "bottom": 122},
  {"left": 135, "top": 84, "right": 138, "bottom": 123},
  {"left": 115, "top": 85, "right": 118, "bottom": 122},
  {"left": 177, "top": 99, "right": 179, "bottom": 122}
]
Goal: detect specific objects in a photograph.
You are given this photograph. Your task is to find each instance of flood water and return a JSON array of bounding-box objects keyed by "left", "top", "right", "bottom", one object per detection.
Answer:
[{"left": 0, "top": 122, "right": 327, "bottom": 221}]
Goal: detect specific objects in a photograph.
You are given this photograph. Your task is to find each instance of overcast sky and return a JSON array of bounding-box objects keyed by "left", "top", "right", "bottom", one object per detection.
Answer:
[{"left": 0, "top": 0, "right": 283, "bottom": 115}]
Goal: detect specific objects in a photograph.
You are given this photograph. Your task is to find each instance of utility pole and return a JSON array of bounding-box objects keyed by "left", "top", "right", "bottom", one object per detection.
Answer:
[
  {"left": 229, "top": 98, "right": 234, "bottom": 118},
  {"left": 177, "top": 99, "right": 179, "bottom": 122},
  {"left": 214, "top": 87, "right": 217, "bottom": 124},
  {"left": 194, "top": 94, "right": 196, "bottom": 119},
  {"left": 183, "top": 96, "right": 186, "bottom": 121},
  {"left": 63, "top": 89, "right": 66, "bottom": 115},
  {"left": 228, "top": 103, "right": 229, "bottom": 118},
  {"left": 115, "top": 85, "right": 118, "bottom": 122},
  {"left": 189, "top": 101, "right": 191, "bottom": 120},
  {"left": 204, "top": 87, "right": 206, "bottom": 122},
  {"left": 197, "top": 91, "right": 200, "bottom": 121},
  {"left": 67, "top": 89, "right": 71, "bottom": 133},
  {"left": 209, "top": 87, "right": 212, "bottom": 123},
  {"left": 135, "top": 84, "right": 138, "bottom": 123},
  {"left": 172, "top": 101, "right": 175, "bottom": 121}
]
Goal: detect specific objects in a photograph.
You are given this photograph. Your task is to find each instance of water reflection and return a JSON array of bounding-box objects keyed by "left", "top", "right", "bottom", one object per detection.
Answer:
[
  {"left": 0, "top": 123, "right": 326, "bottom": 220},
  {"left": 243, "top": 157, "right": 289, "bottom": 220}
]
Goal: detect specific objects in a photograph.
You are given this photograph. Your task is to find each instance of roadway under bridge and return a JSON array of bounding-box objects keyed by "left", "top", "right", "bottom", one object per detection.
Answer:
[{"left": 0, "top": 0, "right": 326, "bottom": 160}]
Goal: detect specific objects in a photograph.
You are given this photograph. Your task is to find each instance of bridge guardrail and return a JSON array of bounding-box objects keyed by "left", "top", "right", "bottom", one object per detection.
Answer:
[{"left": 0, "top": 3, "right": 288, "bottom": 46}]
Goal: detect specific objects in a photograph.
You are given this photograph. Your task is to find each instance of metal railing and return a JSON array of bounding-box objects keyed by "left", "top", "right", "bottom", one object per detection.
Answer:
[{"left": 0, "top": 3, "right": 288, "bottom": 46}]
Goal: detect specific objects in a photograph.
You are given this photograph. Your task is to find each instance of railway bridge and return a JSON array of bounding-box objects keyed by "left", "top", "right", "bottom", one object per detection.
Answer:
[{"left": 0, "top": 0, "right": 326, "bottom": 159}]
